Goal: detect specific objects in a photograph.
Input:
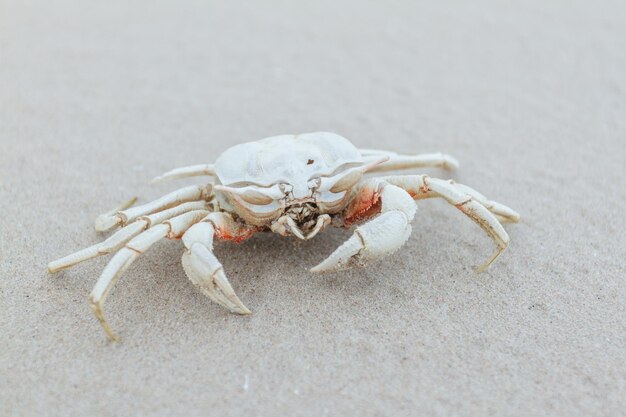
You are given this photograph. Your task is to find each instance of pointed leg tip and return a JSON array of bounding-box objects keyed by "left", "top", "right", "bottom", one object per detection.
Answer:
[
  {"left": 217, "top": 300, "right": 251, "bottom": 316},
  {"left": 228, "top": 296, "right": 251, "bottom": 315},
  {"left": 310, "top": 234, "right": 363, "bottom": 274},
  {"left": 237, "top": 302, "right": 252, "bottom": 315},
  {"left": 102, "top": 325, "right": 121, "bottom": 343},
  {"left": 235, "top": 307, "right": 252, "bottom": 315},
  {"left": 445, "top": 156, "right": 460, "bottom": 170},
  {"left": 498, "top": 211, "right": 520, "bottom": 224},
  {"left": 48, "top": 259, "right": 71, "bottom": 274},
  {"left": 476, "top": 247, "right": 506, "bottom": 273},
  {"left": 310, "top": 263, "right": 344, "bottom": 274},
  {"left": 107, "top": 333, "right": 121, "bottom": 343},
  {"left": 89, "top": 297, "right": 121, "bottom": 343},
  {"left": 125, "top": 197, "right": 138, "bottom": 207},
  {"left": 310, "top": 263, "right": 332, "bottom": 274},
  {"left": 95, "top": 216, "right": 120, "bottom": 232}
]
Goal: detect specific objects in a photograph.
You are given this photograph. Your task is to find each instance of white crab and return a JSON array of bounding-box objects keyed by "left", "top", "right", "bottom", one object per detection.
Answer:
[{"left": 49, "top": 132, "right": 519, "bottom": 341}]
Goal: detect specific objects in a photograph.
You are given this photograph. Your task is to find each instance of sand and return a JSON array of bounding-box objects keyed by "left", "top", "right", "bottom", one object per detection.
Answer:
[{"left": 1, "top": 0, "right": 625, "bottom": 416}]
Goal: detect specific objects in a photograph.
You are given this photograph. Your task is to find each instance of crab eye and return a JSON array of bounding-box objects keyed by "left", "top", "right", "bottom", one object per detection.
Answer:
[
  {"left": 329, "top": 170, "right": 363, "bottom": 193},
  {"left": 239, "top": 189, "right": 274, "bottom": 205}
]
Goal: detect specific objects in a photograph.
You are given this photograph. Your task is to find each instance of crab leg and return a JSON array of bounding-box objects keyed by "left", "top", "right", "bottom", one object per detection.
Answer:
[
  {"left": 181, "top": 212, "right": 256, "bottom": 315},
  {"left": 360, "top": 149, "right": 459, "bottom": 172},
  {"left": 89, "top": 209, "right": 210, "bottom": 341},
  {"left": 384, "top": 174, "right": 518, "bottom": 270},
  {"left": 48, "top": 201, "right": 210, "bottom": 273},
  {"left": 152, "top": 164, "right": 216, "bottom": 183},
  {"left": 95, "top": 184, "right": 211, "bottom": 232},
  {"left": 311, "top": 182, "right": 416, "bottom": 273},
  {"left": 382, "top": 175, "right": 520, "bottom": 224},
  {"left": 448, "top": 182, "right": 520, "bottom": 223}
]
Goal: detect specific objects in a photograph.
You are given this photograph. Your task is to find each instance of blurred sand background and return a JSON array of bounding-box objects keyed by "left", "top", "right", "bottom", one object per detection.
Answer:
[{"left": 1, "top": 0, "right": 625, "bottom": 416}]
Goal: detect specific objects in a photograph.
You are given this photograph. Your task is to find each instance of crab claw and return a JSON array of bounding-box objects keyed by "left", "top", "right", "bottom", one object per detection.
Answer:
[
  {"left": 182, "top": 244, "right": 251, "bottom": 315},
  {"left": 311, "top": 210, "right": 412, "bottom": 273}
]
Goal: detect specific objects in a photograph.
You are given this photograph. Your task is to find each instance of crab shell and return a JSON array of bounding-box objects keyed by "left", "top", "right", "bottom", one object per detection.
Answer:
[{"left": 213, "top": 132, "right": 375, "bottom": 227}]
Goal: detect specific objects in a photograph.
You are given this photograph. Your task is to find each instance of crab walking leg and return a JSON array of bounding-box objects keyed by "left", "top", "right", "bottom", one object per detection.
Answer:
[
  {"left": 383, "top": 174, "right": 518, "bottom": 270},
  {"left": 95, "top": 184, "right": 211, "bottom": 232},
  {"left": 181, "top": 212, "right": 256, "bottom": 315},
  {"left": 311, "top": 182, "right": 417, "bottom": 273},
  {"left": 49, "top": 221, "right": 148, "bottom": 274},
  {"left": 451, "top": 183, "right": 520, "bottom": 223},
  {"left": 360, "top": 149, "right": 459, "bottom": 172},
  {"left": 48, "top": 201, "right": 210, "bottom": 273},
  {"left": 383, "top": 175, "right": 520, "bottom": 224},
  {"left": 89, "top": 209, "right": 210, "bottom": 341},
  {"left": 152, "top": 164, "right": 216, "bottom": 183}
]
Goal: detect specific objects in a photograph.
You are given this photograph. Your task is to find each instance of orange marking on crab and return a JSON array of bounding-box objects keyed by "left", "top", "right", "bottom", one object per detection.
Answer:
[
  {"left": 455, "top": 203, "right": 466, "bottom": 212},
  {"left": 408, "top": 183, "right": 431, "bottom": 200},
  {"left": 216, "top": 227, "right": 257, "bottom": 243},
  {"left": 345, "top": 188, "right": 382, "bottom": 225}
]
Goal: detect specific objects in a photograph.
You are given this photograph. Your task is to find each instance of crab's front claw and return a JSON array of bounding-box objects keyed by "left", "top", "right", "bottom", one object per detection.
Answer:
[
  {"left": 311, "top": 211, "right": 412, "bottom": 273},
  {"left": 182, "top": 243, "right": 251, "bottom": 315}
]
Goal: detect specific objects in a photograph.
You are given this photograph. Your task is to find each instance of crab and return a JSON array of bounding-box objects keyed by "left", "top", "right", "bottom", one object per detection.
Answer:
[{"left": 48, "top": 132, "right": 519, "bottom": 341}]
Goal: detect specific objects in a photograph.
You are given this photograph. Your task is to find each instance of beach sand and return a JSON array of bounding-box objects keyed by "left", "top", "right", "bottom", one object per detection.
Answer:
[{"left": 1, "top": 1, "right": 624, "bottom": 415}]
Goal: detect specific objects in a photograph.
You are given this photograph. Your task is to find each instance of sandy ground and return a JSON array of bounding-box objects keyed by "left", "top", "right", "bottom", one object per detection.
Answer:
[{"left": 1, "top": 1, "right": 625, "bottom": 416}]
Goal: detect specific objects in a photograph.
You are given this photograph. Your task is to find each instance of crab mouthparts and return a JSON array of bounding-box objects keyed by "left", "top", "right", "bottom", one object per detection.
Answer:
[{"left": 270, "top": 203, "right": 331, "bottom": 240}]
